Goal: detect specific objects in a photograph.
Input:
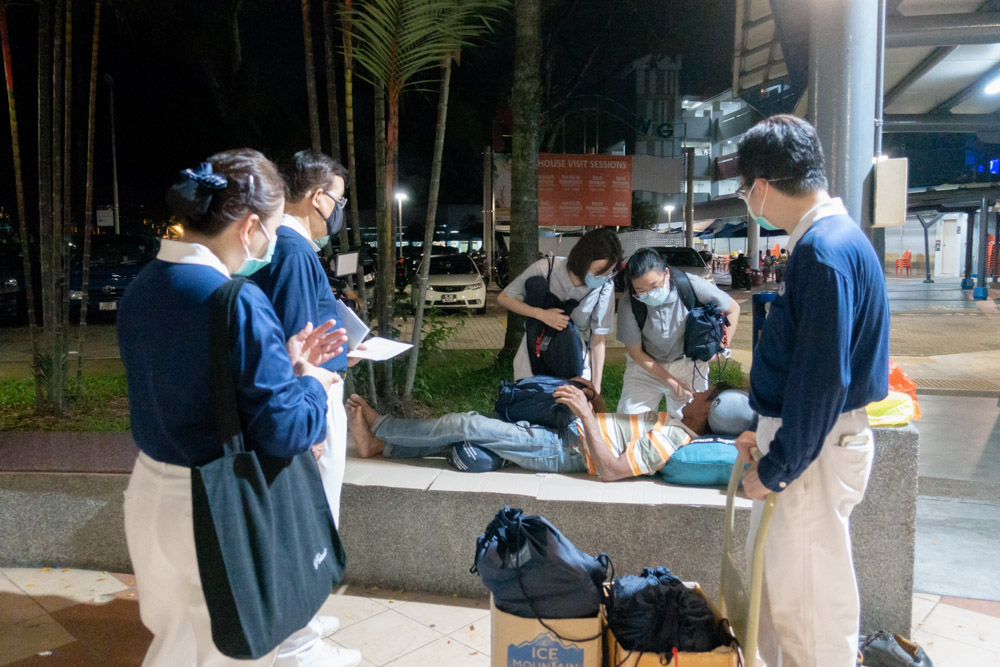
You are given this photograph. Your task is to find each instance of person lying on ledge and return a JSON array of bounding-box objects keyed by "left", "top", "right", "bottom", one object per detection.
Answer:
[{"left": 347, "top": 382, "right": 748, "bottom": 482}]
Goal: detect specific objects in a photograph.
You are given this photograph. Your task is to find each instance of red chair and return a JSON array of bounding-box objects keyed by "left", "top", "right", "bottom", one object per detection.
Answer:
[{"left": 895, "top": 250, "right": 912, "bottom": 277}]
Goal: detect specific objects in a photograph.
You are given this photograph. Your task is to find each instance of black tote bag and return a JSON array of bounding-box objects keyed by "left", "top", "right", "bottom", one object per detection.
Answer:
[{"left": 191, "top": 278, "right": 347, "bottom": 659}]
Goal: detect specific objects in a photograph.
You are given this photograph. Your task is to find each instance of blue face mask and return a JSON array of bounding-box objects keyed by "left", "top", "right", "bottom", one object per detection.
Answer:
[
  {"left": 744, "top": 181, "right": 780, "bottom": 232},
  {"left": 233, "top": 220, "right": 276, "bottom": 276},
  {"left": 584, "top": 271, "right": 610, "bottom": 289},
  {"left": 635, "top": 280, "right": 670, "bottom": 306}
]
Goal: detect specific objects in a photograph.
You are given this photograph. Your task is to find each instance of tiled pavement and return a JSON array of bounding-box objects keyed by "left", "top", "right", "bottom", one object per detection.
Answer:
[{"left": 3, "top": 568, "right": 1000, "bottom": 666}]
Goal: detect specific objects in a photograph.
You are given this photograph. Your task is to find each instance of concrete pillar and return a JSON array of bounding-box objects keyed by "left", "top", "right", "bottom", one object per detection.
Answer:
[
  {"left": 808, "top": 0, "right": 878, "bottom": 227},
  {"left": 747, "top": 219, "right": 760, "bottom": 271},
  {"left": 973, "top": 195, "right": 990, "bottom": 300},
  {"left": 962, "top": 207, "right": 976, "bottom": 289}
]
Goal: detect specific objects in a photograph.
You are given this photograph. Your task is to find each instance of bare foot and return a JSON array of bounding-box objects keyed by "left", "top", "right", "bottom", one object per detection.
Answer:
[
  {"left": 347, "top": 394, "right": 379, "bottom": 427},
  {"left": 348, "top": 403, "right": 384, "bottom": 458}
]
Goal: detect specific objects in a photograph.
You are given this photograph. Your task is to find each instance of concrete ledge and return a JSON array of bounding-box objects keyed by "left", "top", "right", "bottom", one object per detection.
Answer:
[{"left": 0, "top": 426, "right": 919, "bottom": 635}]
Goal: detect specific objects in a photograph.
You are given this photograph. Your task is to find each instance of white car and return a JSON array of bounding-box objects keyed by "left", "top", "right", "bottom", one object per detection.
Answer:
[{"left": 413, "top": 254, "right": 487, "bottom": 314}]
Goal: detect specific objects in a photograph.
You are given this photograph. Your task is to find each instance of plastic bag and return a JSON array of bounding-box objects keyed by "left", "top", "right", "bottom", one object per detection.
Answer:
[
  {"left": 888, "top": 361, "right": 921, "bottom": 420},
  {"left": 866, "top": 391, "right": 918, "bottom": 427}
]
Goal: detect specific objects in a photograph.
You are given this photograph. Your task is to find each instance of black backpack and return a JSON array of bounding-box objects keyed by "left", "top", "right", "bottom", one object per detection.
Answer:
[
  {"left": 522, "top": 257, "right": 587, "bottom": 379},
  {"left": 495, "top": 376, "right": 583, "bottom": 429},
  {"left": 629, "top": 267, "right": 728, "bottom": 363}
]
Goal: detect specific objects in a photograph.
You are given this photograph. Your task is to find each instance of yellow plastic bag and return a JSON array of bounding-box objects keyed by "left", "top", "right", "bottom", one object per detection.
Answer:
[{"left": 866, "top": 391, "right": 919, "bottom": 427}]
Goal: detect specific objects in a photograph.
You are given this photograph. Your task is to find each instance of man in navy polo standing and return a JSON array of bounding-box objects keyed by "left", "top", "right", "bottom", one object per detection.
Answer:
[{"left": 734, "top": 115, "right": 890, "bottom": 667}]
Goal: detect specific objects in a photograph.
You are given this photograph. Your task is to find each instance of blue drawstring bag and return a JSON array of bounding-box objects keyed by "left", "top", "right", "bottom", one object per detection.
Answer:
[
  {"left": 494, "top": 376, "right": 581, "bottom": 429},
  {"left": 472, "top": 507, "right": 610, "bottom": 623}
]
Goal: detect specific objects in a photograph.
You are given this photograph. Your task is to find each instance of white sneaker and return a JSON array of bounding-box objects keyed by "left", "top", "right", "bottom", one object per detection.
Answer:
[
  {"left": 318, "top": 644, "right": 362, "bottom": 667},
  {"left": 313, "top": 615, "right": 341, "bottom": 636}
]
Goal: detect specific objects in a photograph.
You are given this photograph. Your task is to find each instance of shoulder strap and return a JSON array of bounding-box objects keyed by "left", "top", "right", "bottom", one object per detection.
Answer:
[
  {"left": 628, "top": 284, "right": 648, "bottom": 332},
  {"left": 546, "top": 255, "right": 555, "bottom": 284},
  {"left": 669, "top": 266, "right": 697, "bottom": 310},
  {"left": 209, "top": 277, "right": 249, "bottom": 456}
]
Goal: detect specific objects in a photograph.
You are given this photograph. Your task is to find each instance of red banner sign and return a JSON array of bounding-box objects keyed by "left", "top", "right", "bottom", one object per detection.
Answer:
[{"left": 537, "top": 154, "right": 632, "bottom": 227}]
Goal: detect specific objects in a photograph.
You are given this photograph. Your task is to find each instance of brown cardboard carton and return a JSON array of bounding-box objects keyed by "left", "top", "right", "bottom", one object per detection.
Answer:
[
  {"left": 491, "top": 597, "right": 602, "bottom": 667},
  {"left": 603, "top": 584, "right": 739, "bottom": 667}
]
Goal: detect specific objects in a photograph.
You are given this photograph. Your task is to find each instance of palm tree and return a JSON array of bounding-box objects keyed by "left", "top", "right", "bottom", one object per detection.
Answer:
[
  {"left": 345, "top": 0, "right": 482, "bottom": 405},
  {"left": 321, "top": 0, "right": 348, "bottom": 251},
  {"left": 37, "top": 0, "right": 55, "bottom": 412},
  {"left": 498, "top": 0, "right": 540, "bottom": 365},
  {"left": 1, "top": 0, "right": 42, "bottom": 405},
  {"left": 60, "top": 0, "right": 74, "bottom": 390},
  {"left": 301, "top": 0, "right": 322, "bottom": 152},
  {"left": 339, "top": 0, "right": 377, "bottom": 404},
  {"left": 403, "top": 0, "right": 509, "bottom": 402},
  {"left": 76, "top": 0, "right": 101, "bottom": 390}
]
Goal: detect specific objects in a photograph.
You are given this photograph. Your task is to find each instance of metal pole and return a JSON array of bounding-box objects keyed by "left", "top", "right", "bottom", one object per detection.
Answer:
[
  {"left": 684, "top": 147, "right": 695, "bottom": 248},
  {"left": 871, "top": 0, "right": 887, "bottom": 265},
  {"left": 482, "top": 147, "right": 493, "bottom": 287},
  {"left": 962, "top": 208, "right": 976, "bottom": 289},
  {"left": 916, "top": 213, "right": 937, "bottom": 284},
  {"left": 973, "top": 195, "right": 990, "bottom": 300},
  {"left": 105, "top": 74, "right": 120, "bottom": 235},
  {"left": 808, "top": 0, "right": 878, "bottom": 228}
]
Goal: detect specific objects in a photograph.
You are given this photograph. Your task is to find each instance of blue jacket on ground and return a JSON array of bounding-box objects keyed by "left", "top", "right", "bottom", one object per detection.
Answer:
[
  {"left": 118, "top": 241, "right": 329, "bottom": 467},
  {"left": 749, "top": 210, "right": 890, "bottom": 491},
  {"left": 250, "top": 220, "right": 348, "bottom": 373}
]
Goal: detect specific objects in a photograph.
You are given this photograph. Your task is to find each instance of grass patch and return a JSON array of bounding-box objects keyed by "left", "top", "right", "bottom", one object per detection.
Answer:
[
  {"left": 411, "top": 350, "right": 744, "bottom": 418},
  {"left": 0, "top": 374, "right": 130, "bottom": 432}
]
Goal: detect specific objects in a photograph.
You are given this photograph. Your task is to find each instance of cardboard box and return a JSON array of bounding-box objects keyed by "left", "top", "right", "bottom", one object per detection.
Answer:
[
  {"left": 603, "top": 584, "right": 739, "bottom": 667},
  {"left": 491, "top": 597, "right": 602, "bottom": 667}
]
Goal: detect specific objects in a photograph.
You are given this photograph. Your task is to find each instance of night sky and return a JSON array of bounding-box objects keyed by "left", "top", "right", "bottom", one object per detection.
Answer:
[{"left": 0, "top": 0, "right": 738, "bottom": 234}]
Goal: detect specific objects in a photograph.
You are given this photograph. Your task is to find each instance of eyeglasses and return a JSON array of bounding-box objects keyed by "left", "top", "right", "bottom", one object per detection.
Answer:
[
  {"left": 322, "top": 191, "right": 348, "bottom": 209},
  {"left": 736, "top": 177, "right": 794, "bottom": 200}
]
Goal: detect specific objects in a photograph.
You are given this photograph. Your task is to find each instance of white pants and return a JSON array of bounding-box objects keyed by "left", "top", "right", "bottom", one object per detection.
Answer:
[
  {"left": 513, "top": 333, "right": 592, "bottom": 382},
  {"left": 317, "top": 378, "right": 347, "bottom": 526},
  {"left": 124, "top": 453, "right": 279, "bottom": 666},
  {"left": 616, "top": 355, "right": 708, "bottom": 415},
  {"left": 746, "top": 409, "right": 874, "bottom": 667}
]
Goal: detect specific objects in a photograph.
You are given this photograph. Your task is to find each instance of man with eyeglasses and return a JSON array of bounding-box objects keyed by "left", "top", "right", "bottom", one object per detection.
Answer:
[
  {"left": 249, "top": 150, "right": 362, "bottom": 667},
  {"left": 734, "top": 115, "right": 889, "bottom": 667}
]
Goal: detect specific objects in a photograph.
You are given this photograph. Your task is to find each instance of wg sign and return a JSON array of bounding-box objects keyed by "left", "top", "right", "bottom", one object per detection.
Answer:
[{"left": 538, "top": 153, "right": 632, "bottom": 227}]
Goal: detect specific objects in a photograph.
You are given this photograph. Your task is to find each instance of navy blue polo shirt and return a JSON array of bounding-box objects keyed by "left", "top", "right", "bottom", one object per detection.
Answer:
[{"left": 750, "top": 210, "right": 890, "bottom": 490}]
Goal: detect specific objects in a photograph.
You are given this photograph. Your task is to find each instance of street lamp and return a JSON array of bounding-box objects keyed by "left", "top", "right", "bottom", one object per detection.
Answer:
[
  {"left": 663, "top": 204, "right": 675, "bottom": 229},
  {"left": 395, "top": 192, "right": 408, "bottom": 262}
]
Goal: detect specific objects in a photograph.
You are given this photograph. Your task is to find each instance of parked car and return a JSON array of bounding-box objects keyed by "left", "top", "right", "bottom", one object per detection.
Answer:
[
  {"left": 0, "top": 246, "right": 25, "bottom": 322},
  {"left": 654, "top": 246, "right": 716, "bottom": 285},
  {"left": 412, "top": 254, "right": 487, "bottom": 314},
  {"left": 69, "top": 235, "right": 158, "bottom": 319}
]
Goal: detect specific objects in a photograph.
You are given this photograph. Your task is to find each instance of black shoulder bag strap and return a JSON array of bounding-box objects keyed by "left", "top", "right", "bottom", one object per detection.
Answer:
[
  {"left": 209, "top": 277, "right": 249, "bottom": 454},
  {"left": 546, "top": 255, "right": 555, "bottom": 285},
  {"left": 627, "top": 282, "right": 649, "bottom": 355},
  {"left": 669, "top": 265, "right": 698, "bottom": 311}
]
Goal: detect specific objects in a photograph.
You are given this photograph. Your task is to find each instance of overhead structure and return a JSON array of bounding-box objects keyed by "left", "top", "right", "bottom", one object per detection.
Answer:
[{"left": 732, "top": 0, "right": 1000, "bottom": 141}]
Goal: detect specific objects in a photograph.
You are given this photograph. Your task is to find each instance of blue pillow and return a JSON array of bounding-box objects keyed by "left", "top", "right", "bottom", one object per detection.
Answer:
[{"left": 656, "top": 437, "right": 738, "bottom": 486}]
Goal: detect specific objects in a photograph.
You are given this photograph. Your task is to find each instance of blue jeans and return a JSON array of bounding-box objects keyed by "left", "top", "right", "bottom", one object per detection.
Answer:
[{"left": 372, "top": 411, "right": 587, "bottom": 474}]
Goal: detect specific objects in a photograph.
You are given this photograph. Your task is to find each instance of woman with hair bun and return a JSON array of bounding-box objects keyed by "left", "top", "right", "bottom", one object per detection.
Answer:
[{"left": 117, "top": 148, "right": 347, "bottom": 666}]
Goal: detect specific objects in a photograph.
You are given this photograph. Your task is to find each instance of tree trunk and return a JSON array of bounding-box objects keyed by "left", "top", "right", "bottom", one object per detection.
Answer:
[
  {"left": 77, "top": 0, "right": 100, "bottom": 390},
  {"left": 374, "top": 84, "right": 394, "bottom": 401},
  {"left": 49, "top": 0, "right": 66, "bottom": 411},
  {"left": 340, "top": 0, "right": 375, "bottom": 404},
  {"left": 404, "top": 58, "right": 451, "bottom": 402},
  {"left": 37, "top": 0, "right": 53, "bottom": 413},
  {"left": 2, "top": 1, "right": 42, "bottom": 405},
  {"left": 499, "top": 0, "right": 541, "bottom": 366},
  {"left": 301, "top": 0, "right": 321, "bottom": 152},
  {"left": 321, "top": 0, "right": 348, "bottom": 251},
  {"left": 60, "top": 0, "right": 73, "bottom": 389}
]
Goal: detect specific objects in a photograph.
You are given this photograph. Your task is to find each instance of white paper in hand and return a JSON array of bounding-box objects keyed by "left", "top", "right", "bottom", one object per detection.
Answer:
[
  {"left": 346, "top": 336, "right": 412, "bottom": 362},
  {"left": 335, "top": 300, "right": 370, "bottom": 351}
]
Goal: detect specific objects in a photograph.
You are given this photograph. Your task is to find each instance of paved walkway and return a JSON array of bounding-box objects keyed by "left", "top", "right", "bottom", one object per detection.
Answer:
[{"left": 0, "top": 566, "right": 996, "bottom": 666}]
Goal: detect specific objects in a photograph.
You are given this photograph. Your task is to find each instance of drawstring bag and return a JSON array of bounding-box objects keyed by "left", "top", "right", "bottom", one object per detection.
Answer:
[
  {"left": 605, "top": 566, "right": 732, "bottom": 655},
  {"left": 494, "top": 376, "right": 583, "bottom": 429},
  {"left": 471, "top": 507, "right": 610, "bottom": 624}
]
